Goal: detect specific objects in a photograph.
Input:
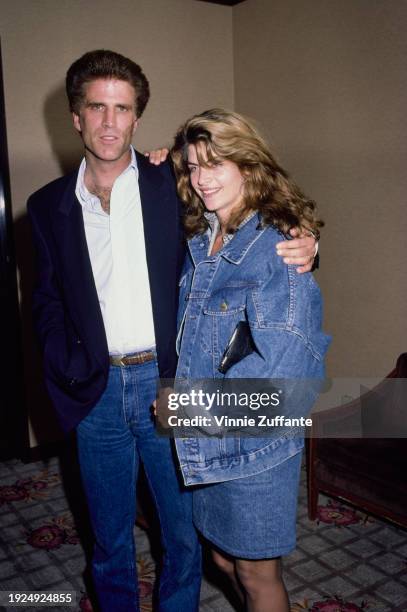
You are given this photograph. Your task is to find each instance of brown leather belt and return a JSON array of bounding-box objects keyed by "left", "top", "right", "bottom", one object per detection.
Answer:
[{"left": 109, "top": 350, "right": 156, "bottom": 367}]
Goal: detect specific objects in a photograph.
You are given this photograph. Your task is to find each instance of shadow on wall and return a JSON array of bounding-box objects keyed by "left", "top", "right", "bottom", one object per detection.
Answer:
[
  {"left": 14, "top": 212, "right": 62, "bottom": 447},
  {"left": 43, "top": 81, "right": 82, "bottom": 175},
  {"left": 14, "top": 83, "right": 84, "bottom": 449}
]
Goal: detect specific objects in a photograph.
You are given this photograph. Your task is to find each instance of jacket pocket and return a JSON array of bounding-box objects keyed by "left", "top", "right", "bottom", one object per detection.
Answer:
[
  {"left": 62, "top": 316, "right": 94, "bottom": 388},
  {"left": 203, "top": 288, "right": 246, "bottom": 316},
  {"left": 202, "top": 294, "right": 247, "bottom": 368},
  {"left": 203, "top": 303, "right": 246, "bottom": 316}
]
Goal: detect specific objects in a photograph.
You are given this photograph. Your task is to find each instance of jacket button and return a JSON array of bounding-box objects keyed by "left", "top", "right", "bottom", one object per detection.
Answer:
[
  {"left": 68, "top": 378, "right": 77, "bottom": 386},
  {"left": 76, "top": 339, "right": 82, "bottom": 344},
  {"left": 220, "top": 301, "right": 228, "bottom": 311}
]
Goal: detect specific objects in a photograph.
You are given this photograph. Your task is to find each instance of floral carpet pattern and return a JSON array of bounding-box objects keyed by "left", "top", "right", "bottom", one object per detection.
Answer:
[{"left": 0, "top": 456, "right": 406, "bottom": 611}]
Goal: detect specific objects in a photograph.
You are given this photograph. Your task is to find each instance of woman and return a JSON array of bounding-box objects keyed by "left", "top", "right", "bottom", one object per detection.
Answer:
[{"left": 169, "top": 108, "right": 331, "bottom": 612}]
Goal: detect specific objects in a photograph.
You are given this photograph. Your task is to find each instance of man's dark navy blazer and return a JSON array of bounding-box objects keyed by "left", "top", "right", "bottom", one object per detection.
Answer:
[{"left": 28, "top": 152, "right": 185, "bottom": 433}]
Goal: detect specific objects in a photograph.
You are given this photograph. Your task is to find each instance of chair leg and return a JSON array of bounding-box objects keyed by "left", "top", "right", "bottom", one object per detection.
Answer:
[
  {"left": 308, "top": 481, "right": 319, "bottom": 520},
  {"left": 305, "top": 438, "right": 319, "bottom": 520}
]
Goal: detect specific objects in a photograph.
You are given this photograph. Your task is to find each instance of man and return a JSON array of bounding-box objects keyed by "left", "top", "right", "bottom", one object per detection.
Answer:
[{"left": 28, "top": 50, "right": 316, "bottom": 612}]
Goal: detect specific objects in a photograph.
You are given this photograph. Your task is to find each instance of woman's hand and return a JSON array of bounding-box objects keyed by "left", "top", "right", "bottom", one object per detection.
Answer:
[
  {"left": 144, "top": 148, "right": 169, "bottom": 165},
  {"left": 276, "top": 228, "right": 318, "bottom": 273}
]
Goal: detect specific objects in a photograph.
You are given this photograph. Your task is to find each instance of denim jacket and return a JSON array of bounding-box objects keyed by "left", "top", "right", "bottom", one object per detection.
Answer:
[{"left": 175, "top": 214, "right": 331, "bottom": 485}]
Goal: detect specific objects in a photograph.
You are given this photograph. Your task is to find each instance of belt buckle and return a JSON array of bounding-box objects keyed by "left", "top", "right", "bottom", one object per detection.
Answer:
[{"left": 111, "top": 350, "right": 154, "bottom": 367}]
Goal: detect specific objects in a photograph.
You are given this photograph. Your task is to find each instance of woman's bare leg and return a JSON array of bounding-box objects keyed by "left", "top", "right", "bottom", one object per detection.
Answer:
[{"left": 235, "top": 557, "right": 289, "bottom": 612}]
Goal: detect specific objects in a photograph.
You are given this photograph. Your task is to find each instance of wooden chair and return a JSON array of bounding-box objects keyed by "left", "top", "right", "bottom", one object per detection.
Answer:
[{"left": 306, "top": 353, "right": 407, "bottom": 528}]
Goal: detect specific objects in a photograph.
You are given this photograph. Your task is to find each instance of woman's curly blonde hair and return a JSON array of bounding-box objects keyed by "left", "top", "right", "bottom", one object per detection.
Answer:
[{"left": 171, "top": 108, "right": 323, "bottom": 239}]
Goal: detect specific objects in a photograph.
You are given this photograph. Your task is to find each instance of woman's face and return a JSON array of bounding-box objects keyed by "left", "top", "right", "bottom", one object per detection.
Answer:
[{"left": 187, "top": 143, "right": 245, "bottom": 227}]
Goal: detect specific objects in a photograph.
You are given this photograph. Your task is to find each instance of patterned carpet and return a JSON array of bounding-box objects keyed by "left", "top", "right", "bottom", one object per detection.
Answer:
[{"left": 0, "top": 449, "right": 406, "bottom": 612}]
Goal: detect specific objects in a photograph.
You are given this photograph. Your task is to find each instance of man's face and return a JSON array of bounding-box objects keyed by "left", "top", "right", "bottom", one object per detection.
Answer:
[{"left": 72, "top": 78, "right": 138, "bottom": 165}]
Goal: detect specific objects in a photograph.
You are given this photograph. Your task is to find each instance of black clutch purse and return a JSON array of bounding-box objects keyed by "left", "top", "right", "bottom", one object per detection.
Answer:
[{"left": 218, "top": 321, "right": 256, "bottom": 374}]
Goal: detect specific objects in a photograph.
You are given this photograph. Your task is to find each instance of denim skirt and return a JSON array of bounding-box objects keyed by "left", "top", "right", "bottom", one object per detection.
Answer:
[{"left": 192, "top": 451, "right": 302, "bottom": 559}]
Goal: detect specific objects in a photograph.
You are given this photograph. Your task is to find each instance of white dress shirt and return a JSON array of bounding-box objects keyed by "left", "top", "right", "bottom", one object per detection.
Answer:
[{"left": 75, "top": 147, "right": 156, "bottom": 355}]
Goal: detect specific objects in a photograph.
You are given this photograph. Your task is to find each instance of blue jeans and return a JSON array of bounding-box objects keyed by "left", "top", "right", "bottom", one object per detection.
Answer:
[{"left": 76, "top": 360, "right": 201, "bottom": 612}]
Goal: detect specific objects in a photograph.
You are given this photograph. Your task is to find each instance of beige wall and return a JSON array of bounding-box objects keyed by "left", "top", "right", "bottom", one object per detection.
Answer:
[
  {"left": 3, "top": 0, "right": 234, "bottom": 218},
  {"left": 234, "top": 0, "right": 407, "bottom": 376},
  {"left": 3, "top": 0, "right": 406, "bottom": 443},
  {"left": 2, "top": 0, "right": 233, "bottom": 444}
]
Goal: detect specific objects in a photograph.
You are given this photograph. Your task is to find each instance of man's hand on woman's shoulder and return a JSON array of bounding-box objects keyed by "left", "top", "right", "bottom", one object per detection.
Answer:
[
  {"left": 144, "top": 148, "right": 169, "bottom": 165},
  {"left": 276, "top": 228, "right": 318, "bottom": 274}
]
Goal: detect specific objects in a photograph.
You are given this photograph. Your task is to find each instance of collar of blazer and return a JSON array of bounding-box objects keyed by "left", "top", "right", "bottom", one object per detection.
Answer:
[{"left": 57, "top": 150, "right": 167, "bottom": 216}]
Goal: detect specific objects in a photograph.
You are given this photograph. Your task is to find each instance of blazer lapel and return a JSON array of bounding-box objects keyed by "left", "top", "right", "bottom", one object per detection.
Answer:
[
  {"left": 136, "top": 153, "right": 179, "bottom": 352},
  {"left": 137, "top": 153, "right": 167, "bottom": 287},
  {"left": 52, "top": 173, "right": 108, "bottom": 366}
]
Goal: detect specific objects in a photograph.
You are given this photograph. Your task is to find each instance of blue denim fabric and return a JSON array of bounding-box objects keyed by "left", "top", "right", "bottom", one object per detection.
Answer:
[
  {"left": 193, "top": 451, "right": 302, "bottom": 558},
  {"left": 76, "top": 360, "right": 201, "bottom": 612},
  {"left": 175, "top": 214, "right": 331, "bottom": 485}
]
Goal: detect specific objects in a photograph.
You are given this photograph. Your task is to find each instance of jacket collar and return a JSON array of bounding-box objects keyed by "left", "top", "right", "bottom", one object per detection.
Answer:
[
  {"left": 135, "top": 150, "right": 165, "bottom": 208},
  {"left": 58, "top": 171, "right": 79, "bottom": 215},
  {"left": 57, "top": 148, "right": 163, "bottom": 216},
  {"left": 188, "top": 213, "right": 268, "bottom": 266}
]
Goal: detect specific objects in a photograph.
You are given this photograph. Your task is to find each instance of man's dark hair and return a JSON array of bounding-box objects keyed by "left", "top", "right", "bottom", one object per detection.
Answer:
[{"left": 66, "top": 49, "right": 150, "bottom": 117}]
